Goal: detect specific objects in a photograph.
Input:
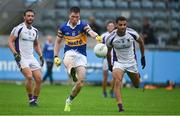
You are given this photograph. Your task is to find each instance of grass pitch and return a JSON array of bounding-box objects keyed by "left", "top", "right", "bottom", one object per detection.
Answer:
[{"left": 0, "top": 82, "right": 180, "bottom": 115}]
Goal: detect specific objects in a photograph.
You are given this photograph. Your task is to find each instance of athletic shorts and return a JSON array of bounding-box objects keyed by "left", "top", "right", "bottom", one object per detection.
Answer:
[
  {"left": 113, "top": 61, "right": 138, "bottom": 73},
  {"left": 64, "top": 50, "right": 87, "bottom": 67},
  {"left": 18, "top": 56, "right": 41, "bottom": 71}
]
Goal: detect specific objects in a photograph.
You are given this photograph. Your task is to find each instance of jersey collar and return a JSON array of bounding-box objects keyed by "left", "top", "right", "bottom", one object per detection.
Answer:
[
  {"left": 23, "top": 22, "right": 32, "bottom": 29},
  {"left": 67, "top": 20, "right": 81, "bottom": 29}
]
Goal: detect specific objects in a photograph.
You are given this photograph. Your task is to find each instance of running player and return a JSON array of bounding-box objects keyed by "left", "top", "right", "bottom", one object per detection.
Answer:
[
  {"left": 8, "top": 9, "right": 44, "bottom": 107},
  {"left": 101, "top": 20, "right": 116, "bottom": 98},
  {"left": 106, "top": 16, "right": 146, "bottom": 112}
]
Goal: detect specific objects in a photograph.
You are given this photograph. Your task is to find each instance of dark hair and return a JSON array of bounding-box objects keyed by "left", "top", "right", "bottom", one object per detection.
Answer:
[
  {"left": 106, "top": 20, "right": 115, "bottom": 26},
  {"left": 23, "top": 9, "right": 35, "bottom": 16},
  {"left": 69, "top": 6, "right": 80, "bottom": 13},
  {"left": 116, "top": 16, "right": 127, "bottom": 23}
]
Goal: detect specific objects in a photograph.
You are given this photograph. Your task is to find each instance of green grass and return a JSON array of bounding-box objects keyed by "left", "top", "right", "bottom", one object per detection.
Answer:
[{"left": 0, "top": 82, "right": 180, "bottom": 115}]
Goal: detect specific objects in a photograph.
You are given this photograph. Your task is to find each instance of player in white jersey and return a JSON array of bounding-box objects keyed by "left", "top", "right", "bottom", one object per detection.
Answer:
[
  {"left": 101, "top": 21, "right": 116, "bottom": 98},
  {"left": 106, "top": 16, "right": 146, "bottom": 112},
  {"left": 8, "top": 9, "right": 44, "bottom": 107}
]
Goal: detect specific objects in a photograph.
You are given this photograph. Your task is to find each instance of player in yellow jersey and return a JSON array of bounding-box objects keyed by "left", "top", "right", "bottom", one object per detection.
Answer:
[{"left": 54, "top": 7, "right": 102, "bottom": 112}]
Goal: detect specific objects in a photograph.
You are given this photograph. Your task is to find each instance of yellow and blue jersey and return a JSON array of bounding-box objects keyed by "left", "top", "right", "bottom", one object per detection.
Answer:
[{"left": 59, "top": 20, "right": 88, "bottom": 56}]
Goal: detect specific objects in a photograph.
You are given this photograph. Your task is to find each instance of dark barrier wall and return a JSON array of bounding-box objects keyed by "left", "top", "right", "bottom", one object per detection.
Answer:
[{"left": 0, "top": 47, "right": 180, "bottom": 84}]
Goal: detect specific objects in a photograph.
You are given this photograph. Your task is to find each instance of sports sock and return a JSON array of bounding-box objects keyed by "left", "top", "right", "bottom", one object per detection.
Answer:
[
  {"left": 118, "top": 103, "right": 124, "bottom": 112},
  {"left": 69, "top": 95, "right": 75, "bottom": 101},
  {"left": 103, "top": 91, "right": 107, "bottom": 97},
  {"left": 33, "top": 96, "right": 38, "bottom": 102},
  {"left": 28, "top": 94, "right": 33, "bottom": 100}
]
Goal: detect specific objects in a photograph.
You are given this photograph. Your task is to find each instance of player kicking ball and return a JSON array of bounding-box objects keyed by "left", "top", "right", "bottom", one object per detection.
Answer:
[{"left": 54, "top": 7, "right": 102, "bottom": 112}]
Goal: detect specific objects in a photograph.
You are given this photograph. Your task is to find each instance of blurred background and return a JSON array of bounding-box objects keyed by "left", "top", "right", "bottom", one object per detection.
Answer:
[{"left": 0, "top": 0, "right": 179, "bottom": 86}]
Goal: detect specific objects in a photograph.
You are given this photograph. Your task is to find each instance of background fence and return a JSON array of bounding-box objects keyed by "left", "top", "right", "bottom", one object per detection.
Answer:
[{"left": 1, "top": 47, "right": 180, "bottom": 84}]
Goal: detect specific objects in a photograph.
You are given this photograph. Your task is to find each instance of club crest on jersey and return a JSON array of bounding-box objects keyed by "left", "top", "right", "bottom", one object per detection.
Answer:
[{"left": 72, "top": 31, "right": 76, "bottom": 36}]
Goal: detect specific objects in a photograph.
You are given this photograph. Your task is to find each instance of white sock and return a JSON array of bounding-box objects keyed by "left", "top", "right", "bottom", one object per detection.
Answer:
[{"left": 66, "top": 97, "right": 72, "bottom": 104}]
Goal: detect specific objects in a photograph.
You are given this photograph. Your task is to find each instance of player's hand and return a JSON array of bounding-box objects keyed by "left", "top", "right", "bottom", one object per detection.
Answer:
[
  {"left": 108, "top": 65, "right": 113, "bottom": 72},
  {"left": 54, "top": 56, "right": 61, "bottom": 67},
  {"left": 14, "top": 53, "right": 21, "bottom": 62},
  {"left": 95, "top": 35, "right": 102, "bottom": 43},
  {"left": 141, "top": 56, "right": 146, "bottom": 69},
  {"left": 39, "top": 56, "right": 44, "bottom": 67}
]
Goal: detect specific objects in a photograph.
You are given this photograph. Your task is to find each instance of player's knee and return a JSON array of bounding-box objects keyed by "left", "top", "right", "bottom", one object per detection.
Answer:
[
  {"left": 35, "top": 78, "right": 42, "bottom": 84},
  {"left": 114, "top": 77, "right": 122, "bottom": 83},
  {"left": 26, "top": 76, "right": 33, "bottom": 82},
  {"left": 76, "top": 80, "right": 84, "bottom": 87}
]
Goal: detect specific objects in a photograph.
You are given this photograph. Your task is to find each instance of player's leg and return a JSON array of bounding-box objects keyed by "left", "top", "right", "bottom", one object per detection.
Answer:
[
  {"left": 63, "top": 52, "right": 77, "bottom": 82},
  {"left": 69, "top": 66, "right": 85, "bottom": 98},
  {"left": 42, "top": 61, "right": 48, "bottom": 83},
  {"left": 47, "top": 61, "right": 53, "bottom": 84},
  {"left": 21, "top": 68, "right": 33, "bottom": 105},
  {"left": 112, "top": 68, "right": 125, "bottom": 112},
  {"left": 109, "top": 77, "right": 115, "bottom": 98},
  {"left": 28, "top": 58, "right": 42, "bottom": 106},
  {"left": 19, "top": 58, "right": 35, "bottom": 105},
  {"left": 49, "top": 62, "right": 54, "bottom": 84},
  {"left": 64, "top": 66, "right": 86, "bottom": 112},
  {"left": 42, "top": 70, "right": 48, "bottom": 83},
  {"left": 64, "top": 53, "right": 87, "bottom": 111},
  {"left": 102, "top": 59, "right": 108, "bottom": 97},
  {"left": 63, "top": 53, "right": 76, "bottom": 111},
  {"left": 126, "top": 64, "right": 140, "bottom": 88},
  {"left": 102, "top": 69, "right": 108, "bottom": 97},
  {"left": 32, "top": 69, "right": 42, "bottom": 105},
  {"left": 127, "top": 72, "right": 140, "bottom": 88}
]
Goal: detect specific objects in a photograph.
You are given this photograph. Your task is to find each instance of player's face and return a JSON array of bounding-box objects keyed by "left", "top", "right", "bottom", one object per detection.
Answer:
[
  {"left": 107, "top": 23, "right": 115, "bottom": 33},
  {"left": 69, "top": 12, "right": 80, "bottom": 26},
  {"left": 47, "top": 35, "right": 53, "bottom": 43},
  {"left": 117, "top": 20, "right": 127, "bottom": 35},
  {"left": 24, "top": 11, "right": 35, "bottom": 25}
]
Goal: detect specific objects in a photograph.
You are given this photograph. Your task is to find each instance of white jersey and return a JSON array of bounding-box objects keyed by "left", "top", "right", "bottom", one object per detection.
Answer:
[
  {"left": 106, "top": 28, "right": 140, "bottom": 66},
  {"left": 11, "top": 22, "right": 38, "bottom": 59},
  {"left": 101, "top": 31, "right": 113, "bottom": 70},
  {"left": 101, "top": 31, "right": 111, "bottom": 44}
]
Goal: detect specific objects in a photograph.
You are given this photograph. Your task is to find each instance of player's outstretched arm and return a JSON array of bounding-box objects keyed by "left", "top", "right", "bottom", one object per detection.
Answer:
[
  {"left": 54, "top": 29, "right": 63, "bottom": 57},
  {"left": 53, "top": 29, "right": 63, "bottom": 67},
  {"left": 84, "top": 25, "right": 102, "bottom": 43}
]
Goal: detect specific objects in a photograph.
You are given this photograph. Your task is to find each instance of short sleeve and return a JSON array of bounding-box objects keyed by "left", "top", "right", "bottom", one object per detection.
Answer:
[
  {"left": 33, "top": 28, "right": 39, "bottom": 40},
  {"left": 106, "top": 31, "right": 116, "bottom": 48},
  {"left": 127, "top": 28, "right": 140, "bottom": 40},
  {"left": 81, "top": 21, "right": 89, "bottom": 28},
  {"left": 82, "top": 21, "right": 91, "bottom": 33},
  {"left": 10, "top": 27, "right": 19, "bottom": 37}
]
